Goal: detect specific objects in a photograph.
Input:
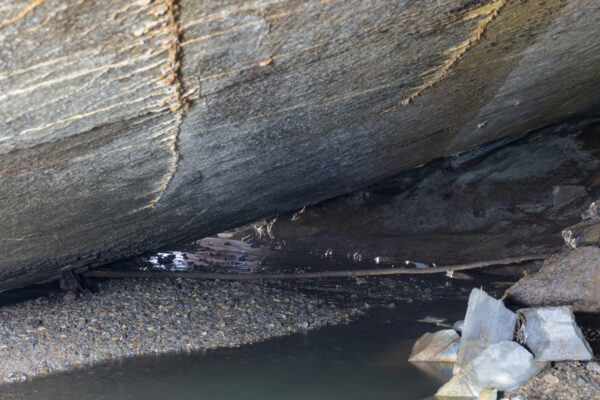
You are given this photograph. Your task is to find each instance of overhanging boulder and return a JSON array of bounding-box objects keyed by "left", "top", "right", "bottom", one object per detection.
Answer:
[{"left": 1, "top": 0, "right": 600, "bottom": 290}]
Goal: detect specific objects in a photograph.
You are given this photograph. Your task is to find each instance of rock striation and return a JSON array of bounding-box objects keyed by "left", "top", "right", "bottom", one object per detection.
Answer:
[{"left": 1, "top": 0, "right": 600, "bottom": 290}]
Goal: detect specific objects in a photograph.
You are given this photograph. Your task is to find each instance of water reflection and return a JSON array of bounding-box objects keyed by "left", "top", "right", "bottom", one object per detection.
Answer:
[{"left": 126, "top": 235, "right": 393, "bottom": 276}]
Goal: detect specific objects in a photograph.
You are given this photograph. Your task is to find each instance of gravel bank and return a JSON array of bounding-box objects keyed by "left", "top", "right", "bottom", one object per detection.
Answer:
[
  {"left": 506, "top": 361, "right": 600, "bottom": 400},
  {"left": 0, "top": 278, "right": 360, "bottom": 384},
  {"left": 0, "top": 273, "right": 460, "bottom": 384}
]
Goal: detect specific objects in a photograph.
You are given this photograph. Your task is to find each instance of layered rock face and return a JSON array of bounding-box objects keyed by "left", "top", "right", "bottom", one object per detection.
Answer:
[
  {"left": 1, "top": 0, "right": 600, "bottom": 290},
  {"left": 258, "top": 122, "right": 600, "bottom": 264}
]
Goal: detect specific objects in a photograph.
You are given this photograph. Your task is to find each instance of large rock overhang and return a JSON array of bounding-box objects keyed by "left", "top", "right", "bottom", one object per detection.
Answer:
[{"left": 0, "top": 0, "right": 599, "bottom": 290}]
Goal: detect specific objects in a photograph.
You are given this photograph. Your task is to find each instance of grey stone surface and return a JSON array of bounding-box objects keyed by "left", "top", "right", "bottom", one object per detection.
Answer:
[
  {"left": 562, "top": 220, "right": 600, "bottom": 249},
  {"left": 455, "top": 288, "right": 517, "bottom": 373},
  {"left": 1, "top": 0, "right": 600, "bottom": 289},
  {"left": 581, "top": 201, "right": 600, "bottom": 221},
  {"left": 253, "top": 126, "right": 599, "bottom": 266},
  {"left": 519, "top": 307, "right": 594, "bottom": 361},
  {"left": 453, "top": 320, "right": 465, "bottom": 334},
  {"left": 552, "top": 185, "right": 588, "bottom": 210},
  {"left": 409, "top": 329, "right": 460, "bottom": 362},
  {"left": 506, "top": 247, "right": 600, "bottom": 312},
  {"left": 437, "top": 341, "right": 546, "bottom": 397}
]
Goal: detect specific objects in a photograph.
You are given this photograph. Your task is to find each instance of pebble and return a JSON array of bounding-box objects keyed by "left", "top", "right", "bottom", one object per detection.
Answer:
[{"left": 586, "top": 361, "right": 600, "bottom": 375}]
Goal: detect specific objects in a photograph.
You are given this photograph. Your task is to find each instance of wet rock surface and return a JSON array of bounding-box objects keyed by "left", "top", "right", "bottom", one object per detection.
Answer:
[{"left": 506, "top": 246, "right": 600, "bottom": 312}]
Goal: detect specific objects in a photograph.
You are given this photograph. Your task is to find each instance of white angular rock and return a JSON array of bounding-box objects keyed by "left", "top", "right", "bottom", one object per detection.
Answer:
[
  {"left": 409, "top": 329, "right": 459, "bottom": 362},
  {"left": 437, "top": 341, "right": 546, "bottom": 398},
  {"left": 455, "top": 289, "right": 517, "bottom": 373},
  {"left": 519, "top": 307, "right": 593, "bottom": 361}
]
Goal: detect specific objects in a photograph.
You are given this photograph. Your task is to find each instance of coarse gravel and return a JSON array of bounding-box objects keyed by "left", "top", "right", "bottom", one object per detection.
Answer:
[{"left": 0, "top": 278, "right": 360, "bottom": 384}]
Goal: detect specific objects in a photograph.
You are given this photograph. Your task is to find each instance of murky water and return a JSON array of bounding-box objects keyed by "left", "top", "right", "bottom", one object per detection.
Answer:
[{"left": 0, "top": 299, "right": 466, "bottom": 400}]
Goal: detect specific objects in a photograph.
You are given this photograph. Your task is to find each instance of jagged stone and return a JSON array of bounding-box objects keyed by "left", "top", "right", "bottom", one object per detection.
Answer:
[
  {"left": 437, "top": 341, "right": 546, "bottom": 398},
  {"left": 562, "top": 220, "right": 600, "bottom": 249},
  {"left": 506, "top": 247, "right": 600, "bottom": 312},
  {"left": 518, "top": 307, "right": 593, "bottom": 361},
  {"left": 581, "top": 201, "right": 600, "bottom": 221},
  {"left": 455, "top": 289, "right": 517, "bottom": 373},
  {"left": 409, "top": 329, "right": 460, "bottom": 362}
]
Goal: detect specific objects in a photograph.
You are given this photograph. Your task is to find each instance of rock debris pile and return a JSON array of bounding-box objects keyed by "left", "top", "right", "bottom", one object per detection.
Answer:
[{"left": 409, "top": 288, "right": 596, "bottom": 399}]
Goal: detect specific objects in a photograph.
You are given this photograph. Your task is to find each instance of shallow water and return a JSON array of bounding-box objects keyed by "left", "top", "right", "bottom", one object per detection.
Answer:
[{"left": 0, "top": 298, "right": 466, "bottom": 400}]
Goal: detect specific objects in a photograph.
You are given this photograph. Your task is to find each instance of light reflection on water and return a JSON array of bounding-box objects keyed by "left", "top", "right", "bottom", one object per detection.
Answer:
[
  {"left": 129, "top": 235, "right": 398, "bottom": 275},
  {"left": 0, "top": 300, "right": 466, "bottom": 400}
]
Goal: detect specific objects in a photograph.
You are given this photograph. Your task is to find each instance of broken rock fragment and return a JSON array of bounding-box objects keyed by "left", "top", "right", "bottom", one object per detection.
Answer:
[
  {"left": 581, "top": 200, "right": 600, "bottom": 220},
  {"left": 409, "top": 329, "right": 459, "bottom": 362},
  {"left": 505, "top": 247, "right": 600, "bottom": 312},
  {"left": 436, "top": 341, "right": 545, "bottom": 398},
  {"left": 519, "top": 307, "right": 593, "bottom": 361},
  {"left": 455, "top": 288, "right": 517, "bottom": 373},
  {"left": 562, "top": 220, "right": 600, "bottom": 249}
]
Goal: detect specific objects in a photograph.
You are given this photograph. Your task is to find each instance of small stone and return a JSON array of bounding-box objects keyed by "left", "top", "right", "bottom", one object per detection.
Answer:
[
  {"left": 542, "top": 373, "right": 559, "bottom": 385},
  {"left": 63, "top": 291, "right": 77, "bottom": 302},
  {"left": 586, "top": 361, "right": 600, "bottom": 374},
  {"left": 60, "top": 270, "right": 81, "bottom": 291}
]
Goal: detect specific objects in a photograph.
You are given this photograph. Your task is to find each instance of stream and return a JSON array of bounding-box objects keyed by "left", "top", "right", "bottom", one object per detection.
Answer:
[{"left": 0, "top": 296, "right": 467, "bottom": 400}]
